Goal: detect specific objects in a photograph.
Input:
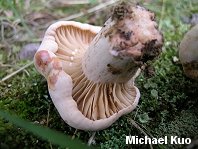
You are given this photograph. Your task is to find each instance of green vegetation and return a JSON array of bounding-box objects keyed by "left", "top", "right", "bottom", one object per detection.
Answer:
[
  {"left": 0, "top": 110, "right": 98, "bottom": 149},
  {"left": 0, "top": 0, "right": 198, "bottom": 149}
]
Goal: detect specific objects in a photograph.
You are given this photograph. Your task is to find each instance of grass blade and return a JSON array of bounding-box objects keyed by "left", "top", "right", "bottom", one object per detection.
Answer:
[
  {"left": 6, "top": 0, "right": 36, "bottom": 38},
  {"left": 0, "top": 110, "right": 98, "bottom": 149}
]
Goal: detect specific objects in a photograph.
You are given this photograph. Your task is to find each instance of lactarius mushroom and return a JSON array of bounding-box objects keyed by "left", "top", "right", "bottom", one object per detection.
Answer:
[
  {"left": 179, "top": 24, "right": 198, "bottom": 79},
  {"left": 34, "top": 2, "right": 163, "bottom": 131}
]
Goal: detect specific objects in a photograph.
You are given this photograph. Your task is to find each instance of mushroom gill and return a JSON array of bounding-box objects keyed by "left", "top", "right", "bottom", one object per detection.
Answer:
[
  {"left": 34, "top": 2, "right": 163, "bottom": 131},
  {"left": 54, "top": 24, "right": 139, "bottom": 121}
]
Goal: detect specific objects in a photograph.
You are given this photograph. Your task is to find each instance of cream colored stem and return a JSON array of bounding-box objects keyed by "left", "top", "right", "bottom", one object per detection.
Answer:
[
  {"left": 82, "top": 31, "right": 139, "bottom": 84},
  {"left": 82, "top": 14, "right": 140, "bottom": 84},
  {"left": 82, "top": 2, "right": 163, "bottom": 84}
]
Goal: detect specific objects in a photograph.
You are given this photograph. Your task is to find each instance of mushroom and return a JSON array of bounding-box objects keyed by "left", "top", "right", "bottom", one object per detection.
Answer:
[
  {"left": 179, "top": 24, "right": 198, "bottom": 79},
  {"left": 34, "top": 2, "right": 163, "bottom": 131}
]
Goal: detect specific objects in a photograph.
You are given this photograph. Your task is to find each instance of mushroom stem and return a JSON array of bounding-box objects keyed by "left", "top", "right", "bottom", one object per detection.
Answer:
[
  {"left": 34, "top": 2, "right": 164, "bottom": 131},
  {"left": 82, "top": 2, "right": 163, "bottom": 84},
  {"left": 179, "top": 24, "right": 198, "bottom": 79}
]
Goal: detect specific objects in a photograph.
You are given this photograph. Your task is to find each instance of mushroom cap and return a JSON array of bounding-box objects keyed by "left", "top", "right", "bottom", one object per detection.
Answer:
[
  {"left": 34, "top": 21, "right": 140, "bottom": 131},
  {"left": 179, "top": 24, "right": 198, "bottom": 79}
]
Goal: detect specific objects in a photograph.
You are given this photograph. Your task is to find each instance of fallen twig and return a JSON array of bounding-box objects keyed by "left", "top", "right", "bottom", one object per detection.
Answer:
[
  {"left": 88, "top": 131, "right": 96, "bottom": 146},
  {"left": 130, "top": 119, "right": 153, "bottom": 149},
  {"left": 41, "top": 0, "right": 120, "bottom": 29},
  {"left": 50, "top": 0, "right": 90, "bottom": 6},
  {"left": 0, "top": 61, "right": 34, "bottom": 83},
  {"left": 158, "top": 0, "right": 166, "bottom": 31}
]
